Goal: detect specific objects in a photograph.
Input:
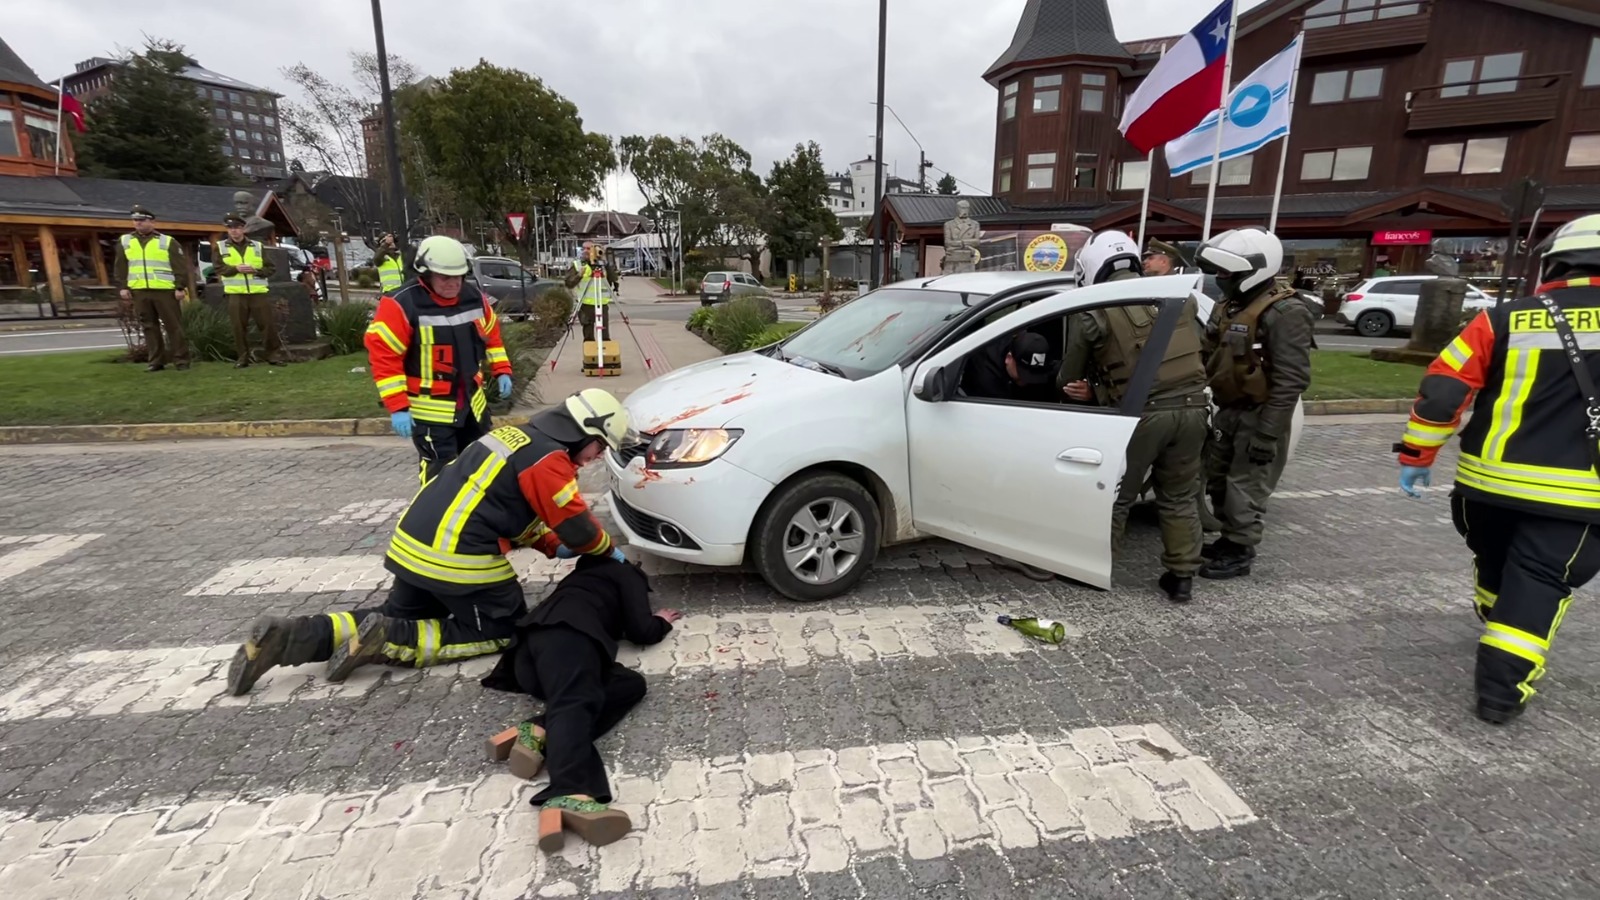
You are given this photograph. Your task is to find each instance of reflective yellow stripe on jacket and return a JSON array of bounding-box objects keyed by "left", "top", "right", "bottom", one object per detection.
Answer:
[
  {"left": 122, "top": 234, "right": 175, "bottom": 289},
  {"left": 378, "top": 257, "right": 404, "bottom": 291},
  {"left": 387, "top": 527, "right": 516, "bottom": 585},
  {"left": 1457, "top": 454, "right": 1600, "bottom": 512},
  {"left": 219, "top": 241, "right": 269, "bottom": 294}
]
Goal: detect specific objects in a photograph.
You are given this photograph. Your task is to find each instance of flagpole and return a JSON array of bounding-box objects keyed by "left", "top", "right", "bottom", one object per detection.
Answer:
[
  {"left": 1201, "top": 1, "right": 1241, "bottom": 241},
  {"left": 53, "top": 78, "right": 65, "bottom": 175},
  {"left": 1268, "top": 35, "right": 1304, "bottom": 233},
  {"left": 1136, "top": 41, "right": 1170, "bottom": 251}
]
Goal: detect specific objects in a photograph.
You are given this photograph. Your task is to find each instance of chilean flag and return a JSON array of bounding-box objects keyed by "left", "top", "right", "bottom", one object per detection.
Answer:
[
  {"left": 60, "top": 91, "right": 87, "bottom": 132},
  {"left": 1118, "top": 0, "right": 1233, "bottom": 154}
]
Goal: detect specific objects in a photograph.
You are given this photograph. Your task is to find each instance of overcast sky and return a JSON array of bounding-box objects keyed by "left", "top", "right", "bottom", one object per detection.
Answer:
[{"left": 12, "top": 0, "right": 1268, "bottom": 213}]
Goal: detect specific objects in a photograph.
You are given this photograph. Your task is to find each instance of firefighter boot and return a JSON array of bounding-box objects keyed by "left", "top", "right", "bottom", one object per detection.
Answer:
[
  {"left": 325, "top": 613, "right": 397, "bottom": 683},
  {"left": 1475, "top": 644, "right": 1532, "bottom": 725},
  {"left": 227, "top": 616, "right": 325, "bottom": 696}
]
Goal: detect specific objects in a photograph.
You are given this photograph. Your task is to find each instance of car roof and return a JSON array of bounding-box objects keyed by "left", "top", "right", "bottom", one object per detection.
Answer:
[{"left": 881, "top": 270, "right": 1082, "bottom": 295}]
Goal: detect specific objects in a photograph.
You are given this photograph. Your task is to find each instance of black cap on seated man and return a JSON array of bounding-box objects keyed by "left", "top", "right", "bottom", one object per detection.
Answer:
[{"left": 963, "top": 331, "right": 1057, "bottom": 401}]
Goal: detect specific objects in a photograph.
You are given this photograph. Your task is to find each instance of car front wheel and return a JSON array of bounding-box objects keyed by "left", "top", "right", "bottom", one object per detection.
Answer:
[
  {"left": 751, "top": 473, "right": 880, "bottom": 602},
  {"left": 1355, "top": 310, "right": 1394, "bottom": 338}
]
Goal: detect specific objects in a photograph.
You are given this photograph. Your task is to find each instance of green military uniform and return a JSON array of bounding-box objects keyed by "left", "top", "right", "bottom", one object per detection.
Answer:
[
  {"left": 215, "top": 217, "right": 283, "bottom": 367},
  {"left": 565, "top": 255, "right": 612, "bottom": 342},
  {"left": 1058, "top": 270, "right": 1211, "bottom": 583},
  {"left": 1201, "top": 285, "right": 1315, "bottom": 571},
  {"left": 115, "top": 206, "right": 192, "bottom": 371}
]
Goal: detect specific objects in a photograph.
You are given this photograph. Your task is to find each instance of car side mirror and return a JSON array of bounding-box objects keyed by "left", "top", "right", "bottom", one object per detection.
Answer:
[{"left": 913, "top": 365, "right": 950, "bottom": 402}]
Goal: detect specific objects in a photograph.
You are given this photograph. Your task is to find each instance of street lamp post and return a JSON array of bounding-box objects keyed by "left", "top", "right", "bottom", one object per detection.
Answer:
[
  {"left": 369, "top": 0, "right": 409, "bottom": 246},
  {"left": 869, "top": 0, "right": 888, "bottom": 291}
]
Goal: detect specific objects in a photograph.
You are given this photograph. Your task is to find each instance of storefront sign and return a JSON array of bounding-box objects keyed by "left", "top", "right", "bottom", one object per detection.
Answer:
[
  {"left": 1372, "top": 229, "right": 1433, "bottom": 246},
  {"left": 1024, "top": 233, "right": 1070, "bottom": 272}
]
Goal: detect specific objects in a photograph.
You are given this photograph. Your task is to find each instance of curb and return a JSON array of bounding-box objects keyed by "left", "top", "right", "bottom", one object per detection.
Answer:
[
  {"left": 0, "top": 418, "right": 395, "bottom": 445},
  {"left": 0, "top": 319, "right": 118, "bottom": 333},
  {"left": 1302, "top": 398, "right": 1411, "bottom": 416}
]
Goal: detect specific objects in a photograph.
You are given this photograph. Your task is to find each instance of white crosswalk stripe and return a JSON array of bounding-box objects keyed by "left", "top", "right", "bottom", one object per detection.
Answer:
[
  {"left": 0, "top": 602, "right": 1055, "bottom": 725},
  {"left": 0, "top": 534, "right": 103, "bottom": 583},
  {"left": 0, "top": 725, "right": 1252, "bottom": 897}
]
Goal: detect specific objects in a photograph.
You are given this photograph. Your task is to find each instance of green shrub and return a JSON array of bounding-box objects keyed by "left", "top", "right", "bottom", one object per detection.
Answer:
[
  {"left": 316, "top": 301, "right": 375, "bottom": 356},
  {"left": 685, "top": 279, "right": 700, "bottom": 294},
  {"left": 352, "top": 267, "right": 379, "bottom": 288},
  {"left": 531, "top": 286, "right": 575, "bottom": 340},
  {"left": 708, "top": 297, "right": 774, "bottom": 354},
  {"left": 497, "top": 321, "right": 547, "bottom": 407},
  {"left": 743, "top": 321, "right": 805, "bottom": 350},
  {"left": 180, "top": 300, "right": 236, "bottom": 362},
  {"left": 687, "top": 306, "right": 715, "bottom": 332}
]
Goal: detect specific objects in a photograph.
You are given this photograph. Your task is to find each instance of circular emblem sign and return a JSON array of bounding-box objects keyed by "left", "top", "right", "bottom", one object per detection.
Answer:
[
  {"left": 1025, "top": 233, "right": 1070, "bottom": 272},
  {"left": 1228, "top": 83, "right": 1273, "bottom": 129}
]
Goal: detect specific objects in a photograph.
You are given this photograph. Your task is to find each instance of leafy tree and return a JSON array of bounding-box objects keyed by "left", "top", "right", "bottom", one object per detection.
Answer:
[
  {"left": 712, "top": 168, "right": 771, "bottom": 280},
  {"left": 936, "top": 173, "right": 959, "bottom": 195},
  {"left": 619, "top": 133, "right": 761, "bottom": 264},
  {"left": 763, "top": 141, "right": 841, "bottom": 271},
  {"left": 403, "top": 62, "right": 612, "bottom": 249},
  {"left": 77, "top": 39, "right": 236, "bottom": 185}
]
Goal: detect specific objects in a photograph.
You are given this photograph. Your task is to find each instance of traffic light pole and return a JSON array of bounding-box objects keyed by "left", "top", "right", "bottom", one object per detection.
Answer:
[{"left": 370, "top": 0, "right": 409, "bottom": 244}]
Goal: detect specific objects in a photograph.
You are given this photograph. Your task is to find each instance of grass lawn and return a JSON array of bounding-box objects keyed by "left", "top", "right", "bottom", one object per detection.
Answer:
[
  {"left": 1, "top": 350, "right": 386, "bottom": 426},
  {"left": 1307, "top": 350, "right": 1422, "bottom": 401}
]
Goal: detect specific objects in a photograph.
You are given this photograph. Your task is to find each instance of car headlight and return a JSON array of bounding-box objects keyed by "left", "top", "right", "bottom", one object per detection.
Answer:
[{"left": 645, "top": 428, "right": 743, "bottom": 469}]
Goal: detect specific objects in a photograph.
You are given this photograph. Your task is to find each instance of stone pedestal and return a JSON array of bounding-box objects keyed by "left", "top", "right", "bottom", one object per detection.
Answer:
[
  {"left": 1370, "top": 273, "right": 1468, "bottom": 367},
  {"left": 200, "top": 247, "right": 318, "bottom": 343}
]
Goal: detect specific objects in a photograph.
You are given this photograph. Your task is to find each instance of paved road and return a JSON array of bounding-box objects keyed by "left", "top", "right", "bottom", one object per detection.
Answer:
[
  {"left": 1313, "top": 320, "right": 1408, "bottom": 353},
  {"left": 1, "top": 421, "right": 1596, "bottom": 898},
  {"left": 0, "top": 327, "right": 125, "bottom": 356}
]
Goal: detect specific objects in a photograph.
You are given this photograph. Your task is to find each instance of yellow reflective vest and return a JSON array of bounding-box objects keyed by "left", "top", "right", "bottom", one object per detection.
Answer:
[
  {"left": 122, "top": 233, "right": 176, "bottom": 290},
  {"left": 378, "top": 255, "right": 404, "bottom": 292},
  {"left": 219, "top": 240, "right": 269, "bottom": 294}
]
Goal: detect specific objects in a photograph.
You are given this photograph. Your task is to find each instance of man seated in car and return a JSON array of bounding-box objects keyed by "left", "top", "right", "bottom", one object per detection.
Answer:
[{"left": 961, "top": 331, "right": 1058, "bottom": 402}]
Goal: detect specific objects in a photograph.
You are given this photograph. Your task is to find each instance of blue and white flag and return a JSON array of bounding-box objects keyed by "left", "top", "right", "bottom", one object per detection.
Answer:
[{"left": 1164, "top": 33, "right": 1303, "bottom": 177}]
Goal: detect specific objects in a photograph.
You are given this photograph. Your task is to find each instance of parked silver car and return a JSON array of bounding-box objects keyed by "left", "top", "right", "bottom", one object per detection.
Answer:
[{"left": 699, "top": 271, "right": 769, "bottom": 306}]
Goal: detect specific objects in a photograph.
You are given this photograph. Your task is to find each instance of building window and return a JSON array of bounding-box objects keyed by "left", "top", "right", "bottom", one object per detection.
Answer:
[
  {"left": 228, "top": 91, "right": 241, "bottom": 103},
  {"left": 1586, "top": 38, "right": 1600, "bottom": 87},
  {"left": 248, "top": 113, "right": 261, "bottom": 124},
  {"left": 196, "top": 85, "right": 207, "bottom": 97},
  {"left": 1568, "top": 135, "right": 1600, "bottom": 168},
  {"left": 240, "top": 164, "right": 253, "bottom": 174},
  {"left": 211, "top": 88, "right": 224, "bottom": 100},
  {"left": 1310, "top": 67, "right": 1384, "bottom": 103},
  {"left": 22, "top": 115, "right": 59, "bottom": 161},
  {"left": 0, "top": 110, "right": 18, "bottom": 157},
  {"left": 998, "top": 157, "right": 1013, "bottom": 192},
  {"left": 1192, "top": 155, "right": 1254, "bottom": 187},
  {"left": 1302, "top": 146, "right": 1372, "bottom": 182},
  {"left": 1117, "top": 159, "right": 1150, "bottom": 191},
  {"left": 1032, "top": 74, "right": 1061, "bottom": 114},
  {"left": 264, "top": 115, "right": 276, "bottom": 127},
  {"left": 1002, "top": 82, "right": 1018, "bottom": 121},
  {"left": 1441, "top": 53, "right": 1523, "bottom": 98},
  {"left": 235, "top": 129, "right": 247, "bottom": 140},
  {"left": 1425, "top": 137, "right": 1508, "bottom": 175},
  {"left": 1081, "top": 73, "right": 1106, "bottom": 113},
  {"left": 270, "top": 151, "right": 282, "bottom": 163},
  {"left": 231, "top": 111, "right": 244, "bottom": 122},
  {"left": 246, "top": 95, "right": 257, "bottom": 107},
  {"left": 1026, "top": 152, "right": 1056, "bottom": 190},
  {"left": 1305, "top": 0, "right": 1421, "bottom": 29},
  {"left": 222, "top": 145, "right": 233, "bottom": 157},
  {"left": 214, "top": 108, "right": 227, "bottom": 119},
  {"left": 252, "top": 131, "right": 264, "bottom": 142},
  {"left": 1073, "top": 152, "right": 1098, "bottom": 189}
]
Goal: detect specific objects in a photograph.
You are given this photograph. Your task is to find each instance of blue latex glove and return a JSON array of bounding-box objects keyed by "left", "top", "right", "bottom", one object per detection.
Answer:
[
  {"left": 554, "top": 545, "right": 576, "bottom": 559},
  {"left": 390, "top": 410, "right": 414, "bottom": 438},
  {"left": 611, "top": 547, "right": 628, "bottom": 564},
  {"left": 1400, "top": 465, "right": 1431, "bottom": 498},
  {"left": 496, "top": 374, "right": 514, "bottom": 398}
]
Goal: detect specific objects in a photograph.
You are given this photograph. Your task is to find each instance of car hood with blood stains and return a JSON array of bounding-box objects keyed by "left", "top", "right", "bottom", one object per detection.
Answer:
[{"left": 626, "top": 351, "right": 843, "bottom": 434}]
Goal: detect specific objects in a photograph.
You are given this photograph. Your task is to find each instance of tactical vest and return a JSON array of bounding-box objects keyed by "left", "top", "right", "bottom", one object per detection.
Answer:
[
  {"left": 1206, "top": 286, "right": 1298, "bottom": 408},
  {"left": 1096, "top": 296, "right": 1207, "bottom": 406},
  {"left": 386, "top": 423, "right": 571, "bottom": 593},
  {"left": 122, "top": 234, "right": 175, "bottom": 290},
  {"left": 377, "top": 256, "right": 404, "bottom": 292},
  {"left": 1455, "top": 284, "right": 1600, "bottom": 522},
  {"left": 219, "top": 240, "right": 268, "bottom": 294},
  {"left": 392, "top": 282, "right": 491, "bottom": 426}
]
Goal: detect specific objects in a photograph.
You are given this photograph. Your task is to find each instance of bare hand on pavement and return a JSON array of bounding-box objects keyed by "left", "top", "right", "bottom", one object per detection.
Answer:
[{"left": 657, "top": 609, "right": 682, "bottom": 623}]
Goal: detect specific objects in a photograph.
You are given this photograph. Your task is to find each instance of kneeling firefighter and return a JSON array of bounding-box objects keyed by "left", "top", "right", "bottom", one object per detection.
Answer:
[
  {"left": 1056, "top": 230, "right": 1211, "bottom": 602},
  {"left": 225, "top": 389, "right": 638, "bottom": 695}
]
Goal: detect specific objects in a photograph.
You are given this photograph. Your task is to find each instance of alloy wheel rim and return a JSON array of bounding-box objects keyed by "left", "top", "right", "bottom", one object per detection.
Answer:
[{"left": 782, "top": 497, "right": 865, "bottom": 585}]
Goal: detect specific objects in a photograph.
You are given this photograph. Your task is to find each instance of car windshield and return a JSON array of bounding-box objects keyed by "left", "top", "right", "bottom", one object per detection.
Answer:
[{"left": 776, "top": 287, "right": 978, "bottom": 376}]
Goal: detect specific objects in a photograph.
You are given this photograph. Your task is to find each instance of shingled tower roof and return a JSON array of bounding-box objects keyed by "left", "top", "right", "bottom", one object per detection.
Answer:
[
  {"left": 984, "top": 0, "right": 1133, "bottom": 84},
  {"left": 0, "top": 35, "right": 52, "bottom": 94}
]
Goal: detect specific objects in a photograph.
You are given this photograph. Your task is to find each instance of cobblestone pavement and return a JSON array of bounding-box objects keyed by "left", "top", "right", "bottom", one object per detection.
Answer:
[{"left": 1, "top": 420, "right": 1598, "bottom": 899}]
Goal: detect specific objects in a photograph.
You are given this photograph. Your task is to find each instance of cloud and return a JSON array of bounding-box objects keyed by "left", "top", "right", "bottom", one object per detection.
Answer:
[{"left": 11, "top": 0, "right": 1268, "bottom": 213}]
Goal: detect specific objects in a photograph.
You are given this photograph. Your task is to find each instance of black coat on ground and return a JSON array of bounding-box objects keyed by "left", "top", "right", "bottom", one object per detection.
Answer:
[{"left": 481, "top": 554, "right": 671, "bottom": 693}]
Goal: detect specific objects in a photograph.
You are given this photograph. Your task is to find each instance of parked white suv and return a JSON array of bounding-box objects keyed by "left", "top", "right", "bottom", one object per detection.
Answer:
[{"left": 1337, "top": 275, "right": 1494, "bottom": 338}]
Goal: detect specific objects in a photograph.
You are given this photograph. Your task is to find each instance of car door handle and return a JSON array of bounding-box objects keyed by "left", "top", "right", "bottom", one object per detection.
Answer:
[{"left": 1057, "top": 448, "right": 1103, "bottom": 465}]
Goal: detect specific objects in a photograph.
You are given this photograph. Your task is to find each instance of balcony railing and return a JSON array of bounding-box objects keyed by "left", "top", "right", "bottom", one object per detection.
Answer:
[
  {"left": 1405, "top": 72, "right": 1567, "bottom": 133},
  {"left": 1298, "top": 1, "right": 1432, "bottom": 59}
]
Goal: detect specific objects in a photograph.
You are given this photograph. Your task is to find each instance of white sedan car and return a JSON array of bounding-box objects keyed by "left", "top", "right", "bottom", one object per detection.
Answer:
[{"left": 605, "top": 271, "right": 1304, "bottom": 601}]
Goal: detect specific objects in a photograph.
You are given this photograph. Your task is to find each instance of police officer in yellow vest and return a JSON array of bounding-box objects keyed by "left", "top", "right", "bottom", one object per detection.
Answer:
[
  {"left": 217, "top": 213, "right": 284, "bottom": 368},
  {"left": 373, "top": 232, "right": 405, "bottom": 293},
  {"left": 564, "top": 242, "right": 612, "bottom": 342},
  {"left": 1058, "top": 230, "right": 1211, "bottom": 603},
  {"left": 1194, "top": 227, "right": 1315, "bottom": 580},
  {"left": 116, "top": 205, "right": 191, "bottom": 372}
]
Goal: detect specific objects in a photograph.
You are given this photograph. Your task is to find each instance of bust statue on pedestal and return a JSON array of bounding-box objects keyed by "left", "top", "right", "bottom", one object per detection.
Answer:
[{"left": 942, "top": 200, "right": 981, "bottom": 274}]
